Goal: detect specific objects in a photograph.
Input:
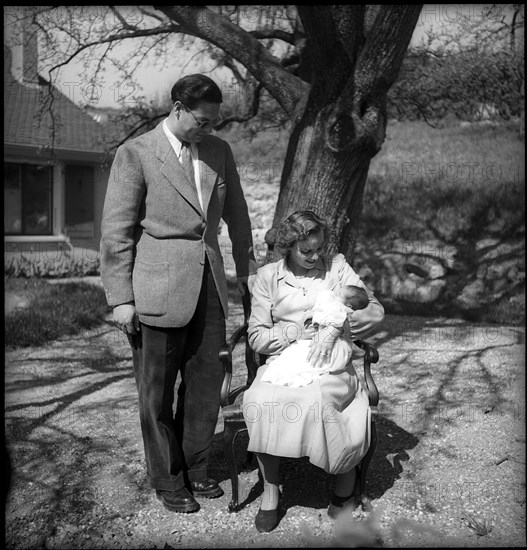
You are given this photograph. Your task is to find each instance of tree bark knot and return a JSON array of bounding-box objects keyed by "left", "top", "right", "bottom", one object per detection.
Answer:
[
  {"left": 326, "top": 112, "right": 355, "bottom": 152},
  {"left": 326, "top": 107, "right": 385, "bottom": 154}
]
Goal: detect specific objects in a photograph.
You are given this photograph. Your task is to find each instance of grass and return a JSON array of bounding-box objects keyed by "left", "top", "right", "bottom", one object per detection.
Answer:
[
  {"left": 5, "top": 278, "right": 111, "bottom": 350},
  {"left": 465, "top": 514, "right": 493, "bottom": 538},
  {"left": 221, "top": 118, "right": 524, "bottom": 245},
  {"left": 364, "top": 120, "right": 525, "bottom": 241}
]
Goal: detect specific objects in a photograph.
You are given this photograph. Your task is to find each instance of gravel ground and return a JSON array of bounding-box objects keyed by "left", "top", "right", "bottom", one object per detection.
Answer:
[{"left": 4, "top": 303, "right": 526, "bottom": 548}]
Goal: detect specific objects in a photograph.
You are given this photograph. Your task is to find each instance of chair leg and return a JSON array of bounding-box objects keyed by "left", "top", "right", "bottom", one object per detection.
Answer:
[
  {"left": 358, "top": 421, "right": 377, "bottom": 511},
  {"left": 223, "top": 422, "right": 247, "bottom": 512},
  {"left": 242, "top": 450, "right": 254, "bottom": 470}
]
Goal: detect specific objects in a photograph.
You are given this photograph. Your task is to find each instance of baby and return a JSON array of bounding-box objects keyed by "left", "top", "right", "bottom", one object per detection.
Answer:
[
  {"left": 261, "top": 285, "right": 369, "bottom": 388},
  {"left": 310, "top": 285, "right": 369, "bottom": 330}
]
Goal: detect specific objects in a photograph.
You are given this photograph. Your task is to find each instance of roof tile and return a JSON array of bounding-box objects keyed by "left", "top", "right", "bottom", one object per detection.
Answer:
[{"left": 4, "top": 73, "right": 109, "bottom": 154}]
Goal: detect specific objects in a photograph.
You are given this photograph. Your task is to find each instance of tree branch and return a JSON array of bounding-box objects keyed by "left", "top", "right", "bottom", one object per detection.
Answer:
[
  {"left": 216, "top": 81, "right": 264, "bottom": 130},
  {"left": 110, "top": 6, "right": 138, "bottom": 31},
  {"left": 113, "top": 112, "right": 169, "bottom": 149},
  {"left": 322, "top": 5, "right": 422, "bottom": 153},
  {"left": 354, "top": 5, "right": 423, "bottom": 106},
  {"left": 328, "top": 5, "right": 366, "bottom": 63},
  {"left": 42, "top": 23, "right": 182, "bottom": 81},
  {"left": 250, "top": 28, "right": 295, "bottom": 43},
  {"left": 153, "top": 5, "right": 308, "bottom": 117},
  {"left": 137, "top": 6, "right": 166, "bottom": 24}
]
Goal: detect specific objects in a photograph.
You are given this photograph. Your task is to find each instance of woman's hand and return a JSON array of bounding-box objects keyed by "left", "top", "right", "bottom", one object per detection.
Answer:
[
  {"left": 301, "top": 321, "right": 317, "bottom": 341},
  {"left": 307, "top": 325, "right": 341, "bottom": 369}
]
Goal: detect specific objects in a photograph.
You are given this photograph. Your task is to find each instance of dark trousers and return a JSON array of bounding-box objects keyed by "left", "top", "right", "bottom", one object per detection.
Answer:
[{"left": 129, "top": 261, "right": 226, "bottom": 491}]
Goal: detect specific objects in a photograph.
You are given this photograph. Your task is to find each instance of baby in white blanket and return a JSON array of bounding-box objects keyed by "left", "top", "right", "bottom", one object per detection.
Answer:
[{"left": 261, "top": 285, "right": 369, "bottom": 388}]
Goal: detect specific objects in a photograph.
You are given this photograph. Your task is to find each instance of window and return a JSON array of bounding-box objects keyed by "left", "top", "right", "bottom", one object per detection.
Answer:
[
  {"left": 4, "top": 163, "right": 53, "bottom": 235},
  {"left": 65, "top": 165, "right": 95, "bottom": 238}
]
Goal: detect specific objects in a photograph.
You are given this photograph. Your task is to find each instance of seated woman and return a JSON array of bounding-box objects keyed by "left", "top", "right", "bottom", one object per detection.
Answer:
[
  {"left": 260, "top": 285, "right": 369, "bottom": 388},
  {"left": 242, "top": 210, "right": 384, "bottom": 532}
]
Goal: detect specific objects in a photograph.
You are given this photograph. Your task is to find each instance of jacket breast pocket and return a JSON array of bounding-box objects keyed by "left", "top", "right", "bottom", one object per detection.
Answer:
[{"left": 132, "top": 260, "right": 168, "bottom": 316}]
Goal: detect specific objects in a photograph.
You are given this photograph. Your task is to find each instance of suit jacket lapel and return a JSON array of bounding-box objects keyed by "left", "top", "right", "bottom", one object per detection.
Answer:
[
  {"left": 197, "top": 140, "right": 220, "bottom": 216},
  {"left": 155, "top": 124, "right": 204, "bottom": 216}
]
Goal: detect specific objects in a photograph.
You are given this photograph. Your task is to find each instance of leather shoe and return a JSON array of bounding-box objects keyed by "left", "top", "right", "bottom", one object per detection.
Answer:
[
  {"left": 255, "top": 506, "right": 279, "bottom": 533},
  {"left": 156, "top": 488, "right": 200, "bottom": 513},
  {"left": 190, "top": 478, "right": 224, "bottom": 499},
  {"left": 255, "top": 493, "right": 280, "bottom": 533}
]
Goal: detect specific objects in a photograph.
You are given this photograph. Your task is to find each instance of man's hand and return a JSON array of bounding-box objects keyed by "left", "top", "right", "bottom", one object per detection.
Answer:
[
  {"left": 113, "top": 303, "right": 140, "bottom": 335},
  {"left": 307, "top": 325, "right": 341, "bottom": 369}
]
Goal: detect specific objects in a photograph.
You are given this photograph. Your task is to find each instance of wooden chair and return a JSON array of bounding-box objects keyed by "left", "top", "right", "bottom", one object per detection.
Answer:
[{"left": 219, "top": 285, "right": 380, "bottom": 512}]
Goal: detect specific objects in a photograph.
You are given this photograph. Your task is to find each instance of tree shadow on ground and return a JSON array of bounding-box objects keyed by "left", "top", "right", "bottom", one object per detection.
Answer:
[{"left": 4, "top": 332, "right": 144, "bottom": 532}]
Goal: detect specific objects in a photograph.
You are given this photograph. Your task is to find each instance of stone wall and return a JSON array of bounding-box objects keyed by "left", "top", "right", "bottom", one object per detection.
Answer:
[{"left": 353, "top": 232, "right": 525, "bottom": 322}]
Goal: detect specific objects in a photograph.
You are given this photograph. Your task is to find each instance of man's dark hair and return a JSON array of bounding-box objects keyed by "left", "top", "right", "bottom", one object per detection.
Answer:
[{"left": 171, "top": 74, "right": 222, "bottom": 108}]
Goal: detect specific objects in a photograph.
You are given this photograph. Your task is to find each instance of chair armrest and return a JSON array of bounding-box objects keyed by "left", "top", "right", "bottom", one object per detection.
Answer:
[
  {"left": 219, "top": 323, "right": 248, "bottom": 366},
  {"left": 219, "top": 322, "right": 248, "bottom": 407},
  {"left": 353, "top": 339, "right": 380, "bottom": 409}
]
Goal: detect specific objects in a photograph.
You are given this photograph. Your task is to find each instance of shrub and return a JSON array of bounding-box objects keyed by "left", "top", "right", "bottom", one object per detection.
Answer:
[{"left": 4, "top": 253, "right": 100, "bottom": 278}]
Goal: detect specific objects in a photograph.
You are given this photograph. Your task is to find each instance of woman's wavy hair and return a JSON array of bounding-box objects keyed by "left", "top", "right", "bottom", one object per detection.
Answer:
[{"left": 274, "top": 210, "right": 328, "bottom": 257}]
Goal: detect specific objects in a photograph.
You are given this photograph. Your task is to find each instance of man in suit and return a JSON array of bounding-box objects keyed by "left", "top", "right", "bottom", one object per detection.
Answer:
[{"left": 100, "top": 74, "right": 256, "bottom": 513}]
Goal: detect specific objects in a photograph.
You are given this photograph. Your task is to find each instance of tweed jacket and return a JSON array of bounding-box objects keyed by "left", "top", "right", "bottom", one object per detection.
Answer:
[{"left": 100, "top": 121, "right": 254, "bottom": 327}]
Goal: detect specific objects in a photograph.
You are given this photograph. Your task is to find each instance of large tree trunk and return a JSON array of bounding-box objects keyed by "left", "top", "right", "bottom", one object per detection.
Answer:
[
  {"left": 273, "top": 107, "right": 380, "bottom": 260},
  {"left": 269, "top": 5, "right": 421, "bottom": 262}
]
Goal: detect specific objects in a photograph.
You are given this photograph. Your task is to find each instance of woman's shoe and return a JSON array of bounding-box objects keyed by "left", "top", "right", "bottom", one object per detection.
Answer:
[
  {"left": 327, "top": 492, "right": 356, "bottom": 519},
  {"left": 255, "top": 494, "right": 280, "bottom": 533}
]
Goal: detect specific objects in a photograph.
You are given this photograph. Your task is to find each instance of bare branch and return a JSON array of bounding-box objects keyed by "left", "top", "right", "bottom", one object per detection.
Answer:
[
  {"left": 354, "top": 5, "right": 423, "bottom": 105},
  {"left": 154, "top": 5, "right": 308, "bottom": 117},
  {"left": 42, "top": 23, "right": 182, "bottom": 81},
  {"left": 109, "top": 6, "right": 138, "bottom": 31},
  {"left": 223, "top": 57, "right": 246, "bottom": 85},
  {"left": 217, "top": 81, "right": 264, "bottom": 130},
  {"left": 137, "top": 6, "right": 166, "bottom": 24},
  {"left": 250, "top": 28, "right": 295, "bottom": 44},
  {"left": 113, "top": 112, "right": 169, "bottom": 149}
]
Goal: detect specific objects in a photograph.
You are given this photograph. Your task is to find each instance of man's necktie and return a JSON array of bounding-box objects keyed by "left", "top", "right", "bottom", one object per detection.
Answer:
[{"left": 180, "top": 141, "right": 196, "bottom": 187}]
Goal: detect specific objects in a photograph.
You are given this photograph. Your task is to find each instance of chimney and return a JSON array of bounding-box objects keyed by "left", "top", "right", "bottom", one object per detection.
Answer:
[
  {"left": 4, "top": 44, "right": 15, "bottom": 83},
  {"left": 22, "top": 22, "right": 39, "bottom": 84},
  {"left": 3, "top": 6, "right": 40, "bottom": 84}
]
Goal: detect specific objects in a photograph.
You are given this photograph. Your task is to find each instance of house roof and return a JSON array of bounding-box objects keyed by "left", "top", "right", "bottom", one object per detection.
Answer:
[{"left": 4, "top": 55, "right": 110, "bottom": 156}]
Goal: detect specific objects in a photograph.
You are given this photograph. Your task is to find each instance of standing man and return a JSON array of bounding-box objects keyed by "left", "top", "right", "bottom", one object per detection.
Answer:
[{"left": 100, "top": 74, "right": 256, "bottom": 513}]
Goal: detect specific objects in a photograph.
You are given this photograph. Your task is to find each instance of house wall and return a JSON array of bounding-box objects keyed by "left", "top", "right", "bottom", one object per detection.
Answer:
[
  {"left": 4, "top": 146, "right": 109, "bottom": 263},
  {"left": 68, "top": 163, "right": 110, "bottom": 248},
  {"left": 68, "top": 163, "right": 110, "bottom": 259}
]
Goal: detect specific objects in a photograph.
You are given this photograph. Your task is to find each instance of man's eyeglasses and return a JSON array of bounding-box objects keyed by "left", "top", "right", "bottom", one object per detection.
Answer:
[{"left": 182, "top": 104, "right": 221, "bottom": 130}]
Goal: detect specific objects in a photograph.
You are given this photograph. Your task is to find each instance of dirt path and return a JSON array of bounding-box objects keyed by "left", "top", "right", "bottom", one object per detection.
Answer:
[{"left": 4, "top": 309, "right": 526, "bottom": 548}]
